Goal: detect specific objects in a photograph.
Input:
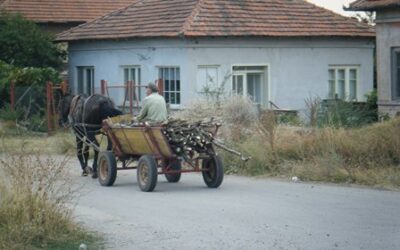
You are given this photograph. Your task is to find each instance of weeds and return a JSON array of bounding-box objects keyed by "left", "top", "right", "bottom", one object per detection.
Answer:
[
  {"left": 0, "top": 145, "right": 100, "bottom": 249},
  {"left": 173, "top": 96, "right": 400, "bottom": 189},
  {"left": 0, "top": 130, "right": 75, "bottom": 154},
  {"left": 220, "top": 119, "right": 400, "bottom": 189}
]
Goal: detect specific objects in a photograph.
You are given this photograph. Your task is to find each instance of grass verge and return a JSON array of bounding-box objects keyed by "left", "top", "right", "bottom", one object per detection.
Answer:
[
  {"left": 220, "top": 118, "right": 400, "bottom": 190},
  {"left": 0, "top": 147, "right": 102, "bottom": 249}
]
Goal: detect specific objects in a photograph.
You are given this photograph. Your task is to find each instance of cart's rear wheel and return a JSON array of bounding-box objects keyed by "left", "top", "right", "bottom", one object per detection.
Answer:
[
  {"left": 137, "top": 155, "right": 158, "bottom": 192},
  {"left": 98, "top": 151, "right": 117, "bottom": 187},
  {"left": 165, "top": 160, "right": 181, "bottom": 183},
  {"left": 202, "top": 155, "right": 224, "bottom": 188}
]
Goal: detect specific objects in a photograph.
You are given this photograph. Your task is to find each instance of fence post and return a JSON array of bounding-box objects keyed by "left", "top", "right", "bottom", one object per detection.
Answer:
[
  {"left": 128, "top": 80, "right": 133, "bottom": 115},
  {"left": 132, "top": 80, "right": 139, "bottom": 110},
  {"left": 156, "top": 79, "right": 163, "bottom": 96},
  {"left": 61, "top": 80, "right": 68, "bottom": 95},
  {"left": 101, "top": 80, "right": 106, "bottom": 95},
  {"left": 10, "top": 80, "right": 15, "bottom": 111},
  {"left": 46, "top": 81, "right": 54, "bottom": 134}
]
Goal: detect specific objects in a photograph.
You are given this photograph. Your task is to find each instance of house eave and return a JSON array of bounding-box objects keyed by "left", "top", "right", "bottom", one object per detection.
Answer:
[
  {"left": 56, "top": 33, "right": 376, "bottom": 43},
  {"left": 346, "top": 4, "right": 400, "bottom": 11}
]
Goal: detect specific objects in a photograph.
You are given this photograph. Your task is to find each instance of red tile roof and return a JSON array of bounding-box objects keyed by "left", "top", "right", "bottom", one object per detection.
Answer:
[
  {"left": 0, "top": 0, "right": 136, "bottom": 23},
  {"left": 56, "top": 0, "right": 375, "bottom": 42},
  {"left": 348, "top": 0, "right": 400, "bottom": 11}
]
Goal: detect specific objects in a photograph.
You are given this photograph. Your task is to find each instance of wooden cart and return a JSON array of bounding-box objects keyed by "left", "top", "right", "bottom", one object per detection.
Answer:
[{"left": 98, "top": 115, "right": 224, "bottom": 192}]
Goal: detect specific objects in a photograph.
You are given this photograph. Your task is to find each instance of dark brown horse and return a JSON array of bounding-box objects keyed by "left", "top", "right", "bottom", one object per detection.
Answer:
[{"left": 58, "top": 93, "right": 122, "bottom": 178}]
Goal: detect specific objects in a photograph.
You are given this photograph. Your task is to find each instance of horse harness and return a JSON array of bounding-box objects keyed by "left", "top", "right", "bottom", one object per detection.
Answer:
[{"left": 68, "top": 94, "right": 104, "bottom": 151}]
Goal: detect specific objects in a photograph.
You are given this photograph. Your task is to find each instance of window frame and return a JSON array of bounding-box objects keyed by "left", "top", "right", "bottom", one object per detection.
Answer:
[
  {"left": 158, "top": 66, "right": 181, "bottom": 108},
  {"left": 391, "top": 47, "right": 400, "bottom": 100},
  {"left": 231, "top": 65, "right": 268, "bottom": 106},
  {"left": 328, "top": 66, "right": 359, "bottom": 101},
  {"left": 121, "top": 65, "right": 142, "bottom": 103},
  {"left": 76, "top": 66, "right": 95, "bottom": 95},
  {"left": 196, "top": 65, "right": 220, "bottom": 93}
]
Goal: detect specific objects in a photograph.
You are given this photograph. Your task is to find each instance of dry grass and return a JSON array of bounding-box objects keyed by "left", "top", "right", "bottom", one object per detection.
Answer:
[
  {"left": 220, "top": 118, "right": 400, "bottom": 190},
  {"left": 0, "top": 128, "right": 75, "bottom": 155},
  {"left": 0, "top": 145, "right": 101, "bottom": 249},
  {"left": 171, "top": 97, "right": 400, "bottom": 189}
]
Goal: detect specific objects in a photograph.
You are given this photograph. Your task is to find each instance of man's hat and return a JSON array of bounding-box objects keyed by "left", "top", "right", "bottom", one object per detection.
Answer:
[{"left": 146, "top": 83, "right": 159, "bottom": 92}]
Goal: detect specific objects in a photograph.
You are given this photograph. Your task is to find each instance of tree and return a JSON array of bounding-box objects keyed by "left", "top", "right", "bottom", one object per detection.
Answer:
[
  {"left": 355, "top": 11, "right": 376, "bottom": 26},
  {"left": 0, "top": 12, "right": 64, "bottom": 69}
]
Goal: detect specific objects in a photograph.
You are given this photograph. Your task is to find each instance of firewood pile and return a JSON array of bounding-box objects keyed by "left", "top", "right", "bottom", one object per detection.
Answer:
[
  {"left": 163, "top": 118, "right": 219, "bottom": 158},
  {"left": 163, "top": 118, "right": 250, "bottom": 161}
]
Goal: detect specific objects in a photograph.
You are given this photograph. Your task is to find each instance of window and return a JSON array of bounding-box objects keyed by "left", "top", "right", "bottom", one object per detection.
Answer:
[
  {"left": 77, "top": 66, "right": 94, "bottom": 95},
  {"left": 159, "top": 67, "right": 180, "bottom": 105},
  {"left": 328, "top": 66, "right": 359, "bottom": 100},
  {"left": 232, "top": 66, "right": 267, "bottom": 105},
  {"left": 392, "top": 48, "right": 400, "bottom": 100},
  {"left": 196, "top": 66, "right": 219, "bottom": 92},
  {"left": 123, "top": 66, "right": 141, "bottom": 102}
]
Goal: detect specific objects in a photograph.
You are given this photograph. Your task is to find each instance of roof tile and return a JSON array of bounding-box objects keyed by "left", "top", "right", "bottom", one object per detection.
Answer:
[
  {"left": 0, "top": 0, "right": 136, "bottom": 23},
  {"left": 56, "top": 0, "right": 375, "bottom": 42}
]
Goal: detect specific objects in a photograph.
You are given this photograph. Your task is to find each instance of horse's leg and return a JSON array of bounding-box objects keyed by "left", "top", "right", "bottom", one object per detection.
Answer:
[
  {"left": 76, "top": 136, "right": 88, "bottom": 176},
  {"left": 83, "top": 143, "right": 90, "bottom": 173},
  {"left": 88, "top": 132, "right": 99, "bottom": 179}
]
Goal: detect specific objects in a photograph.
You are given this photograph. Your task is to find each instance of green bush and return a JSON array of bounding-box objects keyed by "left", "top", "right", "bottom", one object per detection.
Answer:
[
  {"left": 317, "top": 94, "right": 378, "bottom": 128},
  {"left": 0, "top": 60, "right": 60, "bottom": 89},
  {"left": 0, "top": 104, "right": 23, "bottom": 121},
  {"left": 276, "top": 112, "right": 302, "bottom": 126},
  {"left": 0, "top": 12, "right": 64, "bottom": 69},
  {"left": 0, "top": 60, "right": 61, "bottom": 131}
]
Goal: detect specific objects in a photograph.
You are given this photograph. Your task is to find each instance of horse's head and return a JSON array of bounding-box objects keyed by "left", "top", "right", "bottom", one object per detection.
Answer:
[{"left": 58, "top": 93, "right": 73, "bottom": 127}]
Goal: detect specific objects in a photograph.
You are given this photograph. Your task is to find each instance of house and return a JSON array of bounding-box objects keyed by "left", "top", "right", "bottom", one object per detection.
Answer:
[
  {"left": 348, "top": 0, "right": 400, "bottom": 117},
  {"left": 0, "top": 0, "right": 134, "bottom": 34},
  {"left": 56, "top": 0, "right": 375, "bottom": 113}
]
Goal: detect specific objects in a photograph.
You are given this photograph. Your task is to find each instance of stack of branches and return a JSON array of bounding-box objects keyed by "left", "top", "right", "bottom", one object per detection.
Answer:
[{"left": 163, "top": 118, "right": 249, "bottom": 162}]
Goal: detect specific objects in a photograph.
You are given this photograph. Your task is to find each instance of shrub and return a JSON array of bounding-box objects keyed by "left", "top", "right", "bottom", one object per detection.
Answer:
[
  {"left": 220, "top": 118, "right": 400, "bottom": 188},
  {"left": 170, "top": 99, "right": 222, "bottom": 122},
  {"left": 0, "top": 147, "right": 99, "bottom": 249},
  {"left": 0, "top": 12, "right": 64, "bottom": 69},
  {"left": 0, "top": 103, "right": 23, "bottom": 121},
  {"left": 0, "top": 60, "right": 61, "bottom": 131},
  {"left": 317, "top": 98, "right": 378, "bottom": 128}
]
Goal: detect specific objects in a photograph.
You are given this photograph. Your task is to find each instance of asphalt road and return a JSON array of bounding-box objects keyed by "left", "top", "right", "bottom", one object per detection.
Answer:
[{"left": 70, "top": 162, "right": 400, "bottom": 250}]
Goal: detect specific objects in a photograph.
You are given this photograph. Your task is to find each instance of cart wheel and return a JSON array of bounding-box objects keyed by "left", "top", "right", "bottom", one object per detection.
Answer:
[
  {"left": 137, "top": 155, "right": 158, "bottom": 192},
  {"left": 98, "top": 151, "right": 117, "bottom": 187},
  {"left": 202, "top": 155, "right": 224, "bottom": 188},
  {"left": 165, "top": 160, "right": 181, "bottom": 183}
]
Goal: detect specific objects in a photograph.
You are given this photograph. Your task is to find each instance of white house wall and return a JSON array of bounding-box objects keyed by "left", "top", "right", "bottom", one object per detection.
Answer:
[
  {"left": 375, "top": 9, "right": 400, "bottom": 116},
  {"left": 68, "top": 37, "right": 374, "bottom": 112}
]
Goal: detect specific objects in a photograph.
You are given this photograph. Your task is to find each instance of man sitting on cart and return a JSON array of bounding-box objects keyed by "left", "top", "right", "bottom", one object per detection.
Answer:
[{"left": 136, "top": 83, "right": 168, "bottom": 124}]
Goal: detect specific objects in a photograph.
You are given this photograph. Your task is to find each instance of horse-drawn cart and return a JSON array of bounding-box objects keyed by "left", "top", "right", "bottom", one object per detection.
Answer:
[{"left": 98, "top": 115, "right": 224, "bottom": 192}]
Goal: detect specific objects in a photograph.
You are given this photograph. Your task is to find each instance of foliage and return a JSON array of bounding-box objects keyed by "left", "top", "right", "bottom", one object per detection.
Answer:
[
  {"left": 0, "top": 60, "right": 61, "bottom": 131},
  {"left": 305, "top": 96, "right": 321, "bottom": 127},
  {"left": 365, "top": 89, "right": 378, "bottom": 116},
  {"left": 276, "top": 111, "right": 302, "bottom": 126},
  {"left": 219, "top": 118, "right": 400, "bottom": 189},
  {"left": 0, "top": 104, "right": 23, "bottom": 121},
  {"left": 354, "top": 11, "right": 376, "bottom": 26},
  {"left": 0, "top": 12, "right": 64, "bottom": 69},
  {"left": 0, "top": 60, "right": 60, "bottom": 88},
  {"left": 199, "top": 71, "right": 231, "bottom": 107},
  {"left": 172, "top": 89, "right": 399, "bottom": 188},
  {"left": 317, "top": 94, "right": 378, "bottom": 128},
  {"left": 0, "top": 146, "right": 101, "bottom": 249},
  {"left": 222, "top": 95, "right": 257, "bottom": 125}
]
